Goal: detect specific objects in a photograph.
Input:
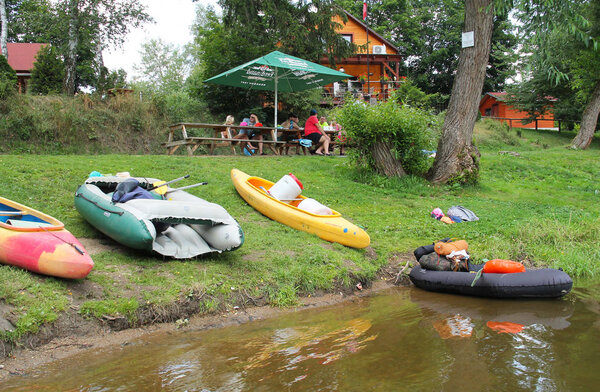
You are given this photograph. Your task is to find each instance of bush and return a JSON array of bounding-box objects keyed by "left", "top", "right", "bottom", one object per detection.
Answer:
[
  {"left": 337, "top": 98, "right": 441, "bottom": 176},
  {"left": 475, "top": 118, "right": 522, "bottom": 149},
  {"left": 0, "top": 55, "right": 18, "bottom": 101},
  {"left": 29, "top": 45, "right": 65, "bottom": 95}
]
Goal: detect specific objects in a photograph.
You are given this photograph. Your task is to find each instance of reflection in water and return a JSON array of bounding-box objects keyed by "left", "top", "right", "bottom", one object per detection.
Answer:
[
  {"left": 1, "top": 286, "right": 599, "bottom": 391},
  {"left": 486, "top": 321, "right": 524, "bottom": 334},
  {"left": 244, "top": 318, "right": 377, "bottom": 374}
]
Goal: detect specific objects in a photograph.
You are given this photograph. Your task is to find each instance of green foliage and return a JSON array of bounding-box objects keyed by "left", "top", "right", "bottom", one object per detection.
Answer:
[
  {"left": 8, "top": 0, "right": 152, "bottom": 92},
  {"left": 79, "top": 298, "right": 139, "bottom": 322},
  {"left": 337, "top": 99, "right": 440, "bottom": 176},
  {"left": 0, "top": 94, "right": 169, "bottom": 153},
  {"left": 336, "top": 0, "right": 517, "bottom": 99},
  {"left": 389, "top": 78, "right": 445, "bottom": 109},
  {"left": 133, "top": 38, "right": 194, "bottom": 94},
  {"left": 149, "top": 90, "right": 213, "bottom": 124},
  {"left": 475, "top": 119, "right": 522, "bottom": 148},
  {"left": 188, "top": 1, "right": 355, "bottom": 124},
  {"left": 95, "top": 68, "right": 128, "bottom": 95},
  {"left": 29, "top": 45, "right": 65, "bottom": 95},
  {"left": 0, "top": 54, "right": 18, "bottom": 101},
  {"left": 0, "top": 266, "right": 68, "bottom": 340}
]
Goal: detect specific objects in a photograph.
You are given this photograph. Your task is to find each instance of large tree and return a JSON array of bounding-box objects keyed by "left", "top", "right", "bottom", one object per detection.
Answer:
[
  {"left": 58, "top": 0, "right": 151, "bottom": 95},
  {"left": 133, "top": 38, "right": 194, "bottom": 94},
  {"left": 0, "top": 0, "right": 7, "bottom": 58},
  {"left": 336, "top": 0, "right": 516, "bottom": 101},
  {"left": 427, "top": 0, "right": 494, "bottom": 184},
  {"left": 509, "top": 0, "right": 599, "bottom": 149},
  {"left": 5, "top": 1, "right": 150, "bottom": 94}
]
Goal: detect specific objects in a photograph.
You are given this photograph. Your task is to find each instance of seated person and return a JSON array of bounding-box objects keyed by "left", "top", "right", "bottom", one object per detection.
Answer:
[
  {"left": 233, "top": 114, "right": 264, "bottom": 155},
  {"left": 304, "top": 109, "right": 330, "bottom": 156},
  {"left": 221, "top": 115, "right": 236, "bottom": 138},
  {"left": 278, "top": 113, "right": 302, "bottom": 155},
  {"left": 319, "top": 115, "right": 329, "bottom": 130},
  {"left": 330, "top": 120, "right": 346, "bottom": 155}
]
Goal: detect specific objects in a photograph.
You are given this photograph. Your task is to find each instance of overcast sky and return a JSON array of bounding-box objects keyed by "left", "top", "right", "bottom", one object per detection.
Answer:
[{"left": 102, "top": 0, "right": 220, "bottom": 79}]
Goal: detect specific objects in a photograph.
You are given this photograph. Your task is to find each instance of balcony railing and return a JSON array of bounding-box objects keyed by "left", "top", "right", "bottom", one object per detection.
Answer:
[{"left": 321, "top": 80, "right": 406, "bottom": 105}]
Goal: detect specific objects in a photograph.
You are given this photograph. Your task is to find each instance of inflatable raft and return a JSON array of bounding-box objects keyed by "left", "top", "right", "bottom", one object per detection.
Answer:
[
  {"left": 74, "top": 176, "right": 244, "bottom": 258},
  {"left": 1, "top": 196, "right": 93, "bottom": 279},
  {"left": 231, "top": 169, "right": 370, "bottom": 248},
  {"left": 410, "top": 244, "right": 572, "bottom": 298}
]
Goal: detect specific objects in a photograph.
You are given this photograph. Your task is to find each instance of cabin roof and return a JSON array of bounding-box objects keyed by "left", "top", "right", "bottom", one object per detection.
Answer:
[
  {"left": 342, "top": 10, "right": 400, "bottom": 53},
  {"left": 6, "top": 43, "right": 47, "bottom": 73}
]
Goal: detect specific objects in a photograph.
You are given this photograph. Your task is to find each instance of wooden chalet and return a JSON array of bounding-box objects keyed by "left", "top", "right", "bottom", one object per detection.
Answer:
[
  {"left": 479, "top": 92, "right": 556, "bottom": 129},
  {"left": 5, "top": 43, "right": 47, "bottom": 93},
  {"left": 321, "top": 10, "right": 404, "bottom": 102}
]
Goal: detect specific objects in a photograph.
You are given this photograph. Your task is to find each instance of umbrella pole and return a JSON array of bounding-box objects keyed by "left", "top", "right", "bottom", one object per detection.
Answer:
[{"left": 274, "top": 69, "right": 278, "bottom": 139}]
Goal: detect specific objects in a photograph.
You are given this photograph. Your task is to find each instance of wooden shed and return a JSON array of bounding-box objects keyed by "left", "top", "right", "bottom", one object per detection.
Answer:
[
  {"left": 321, "top": 10, "right": 403, "bottom": 101},
  {"left": 479, "top": 92, "right": 556, "bottom": 129},
  {"left": 5, "top": 43, "right": 47, "bottom": 93}
]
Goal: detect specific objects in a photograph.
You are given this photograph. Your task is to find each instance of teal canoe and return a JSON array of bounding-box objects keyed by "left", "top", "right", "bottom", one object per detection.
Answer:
[{"left": 74, "top": 176, "right": 244, "bottom": 258}]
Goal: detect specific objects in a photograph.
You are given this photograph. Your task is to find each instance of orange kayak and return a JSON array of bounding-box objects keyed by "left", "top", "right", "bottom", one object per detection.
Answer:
[{"left": 0, "top": 197, "right": 93, "bottom": 279}]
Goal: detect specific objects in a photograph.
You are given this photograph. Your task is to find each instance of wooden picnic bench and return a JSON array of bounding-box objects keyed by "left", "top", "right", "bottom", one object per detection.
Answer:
[
  {"left": 164, "top": 123, "right": 287, "bottom": 156},
  {"left": 163, "top": 123, "right": 346, "bottom": 156}
]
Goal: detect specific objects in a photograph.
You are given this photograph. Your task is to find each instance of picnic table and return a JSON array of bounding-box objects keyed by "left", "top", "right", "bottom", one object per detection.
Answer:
[
  {"left": 164, "top": 123, "right": 287, "bottom": 156},
  {"left": 163, "top": 122, "right": 345, "bottom": 156}
]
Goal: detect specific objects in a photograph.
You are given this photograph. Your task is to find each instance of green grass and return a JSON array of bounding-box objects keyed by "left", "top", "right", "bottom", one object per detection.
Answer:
[{"left": 0, "top": 120, "right": 599, "bottom": 341}]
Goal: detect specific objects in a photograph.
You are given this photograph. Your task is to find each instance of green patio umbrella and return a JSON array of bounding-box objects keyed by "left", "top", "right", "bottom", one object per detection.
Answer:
[{"left": 204, "top": 50, "right": 351, "bottom": 128}]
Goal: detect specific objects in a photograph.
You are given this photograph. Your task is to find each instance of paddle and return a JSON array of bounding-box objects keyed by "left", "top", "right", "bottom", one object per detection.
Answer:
[
  {"left": 148, "top": 174, "right": 190, "bottom": 195},
  {"left": 165, "top": 182, "right": 208, "bottom": 194},
  {"left": 0, "top": 211, "right": 25, "bottom": 216}
]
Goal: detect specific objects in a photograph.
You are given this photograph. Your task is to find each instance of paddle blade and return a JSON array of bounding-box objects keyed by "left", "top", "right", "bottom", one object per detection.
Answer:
[{"left": 152, "top": 181, "right": 168, "bottom": 195}]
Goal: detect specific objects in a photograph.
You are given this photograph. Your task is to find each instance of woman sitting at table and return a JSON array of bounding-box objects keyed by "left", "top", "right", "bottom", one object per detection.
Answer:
[
  {"left": 233, "top": 113, "right": 265, "bottom": 155},
  {"left": 304, "top": 109, "right": 330, "bottom": 156},
  {"left": 278, "top": 113, "right": 302, "bottom": 155}
]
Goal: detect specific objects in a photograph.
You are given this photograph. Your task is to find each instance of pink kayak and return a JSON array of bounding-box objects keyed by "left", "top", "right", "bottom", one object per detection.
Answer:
[{"left": 0, "top": 196, "right": 93, "bottom": 279}]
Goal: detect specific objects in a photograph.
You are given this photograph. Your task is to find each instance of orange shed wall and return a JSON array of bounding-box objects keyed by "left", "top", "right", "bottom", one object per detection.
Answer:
[{"left": 480, "top": 96, "right": 555, "bottom": 128}]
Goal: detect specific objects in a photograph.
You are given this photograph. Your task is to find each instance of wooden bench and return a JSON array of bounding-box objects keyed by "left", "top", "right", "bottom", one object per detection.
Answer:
[{"left": 164, "top": 123, "right": 286, "bottom": 156}]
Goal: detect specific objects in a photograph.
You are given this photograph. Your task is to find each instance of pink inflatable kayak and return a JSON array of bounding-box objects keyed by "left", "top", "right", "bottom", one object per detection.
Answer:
[{"left": 0, "top": 197, "right": 93, "bottom": 279}]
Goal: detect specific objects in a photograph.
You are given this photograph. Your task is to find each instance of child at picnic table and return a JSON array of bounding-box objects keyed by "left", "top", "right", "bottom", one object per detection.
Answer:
[
  {"left": 233, "top": 113, "right": 264, "bottom": 155},
  {"left": 279, "top": 113, "right": 302, "bottom": 155},
  {"left": 304, "top": 108, "right": 331, "bottom": 156},
  {"left": 331, "top": 120, "right": 346, "bottom": 155},
  {"left": 221, "top": 115, "right": 236, "bottom": 139}
]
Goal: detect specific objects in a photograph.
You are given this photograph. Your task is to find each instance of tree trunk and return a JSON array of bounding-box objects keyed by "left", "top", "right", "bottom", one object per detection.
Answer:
[
  {"left": 571, "top": 80, "right": 600, "bottom": 149},
  {"left": 64, "top": 0, "right": 79, "bottom": 95},
  {"left": 427, "top": 0, "right": 494, "bottom": 184},
  {"left": 0, "top": 0, "right": 7, "bottom": 59},
  {"left": 372, "top": 141, "right": 407, "bottom": 177}
]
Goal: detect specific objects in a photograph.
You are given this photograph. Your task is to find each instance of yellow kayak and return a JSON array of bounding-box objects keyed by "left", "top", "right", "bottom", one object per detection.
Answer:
[{"left": 231, "top": 169, "right": 370, "bottom": 248}]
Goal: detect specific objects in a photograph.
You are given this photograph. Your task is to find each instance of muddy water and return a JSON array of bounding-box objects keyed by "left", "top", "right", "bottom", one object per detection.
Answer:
[{"left": 3, "top": 284, "right": 600, "bottom": 391}]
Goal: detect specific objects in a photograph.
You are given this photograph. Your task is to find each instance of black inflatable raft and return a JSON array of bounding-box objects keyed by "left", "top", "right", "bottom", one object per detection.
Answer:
[{"left": 410, "top": 243, "right": 573, "bottom": 299}]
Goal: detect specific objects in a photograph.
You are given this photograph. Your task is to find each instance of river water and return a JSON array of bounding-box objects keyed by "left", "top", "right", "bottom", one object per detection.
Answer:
[{"left": 2, "top": 284, "right": 600, "bottom": 391}]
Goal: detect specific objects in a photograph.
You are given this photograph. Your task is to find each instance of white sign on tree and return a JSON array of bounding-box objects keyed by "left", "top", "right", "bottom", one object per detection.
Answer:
[{"left": 462, "top": 31, "right": 474, "bottom": 48}]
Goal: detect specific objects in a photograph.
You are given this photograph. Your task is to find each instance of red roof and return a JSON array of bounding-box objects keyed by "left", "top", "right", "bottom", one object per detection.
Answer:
[
  {"left": 6, "top": 43, "right": 48, "bottom": 73},
  {"left": 482, "top": 91, "right": 558, "bottom": 104}
]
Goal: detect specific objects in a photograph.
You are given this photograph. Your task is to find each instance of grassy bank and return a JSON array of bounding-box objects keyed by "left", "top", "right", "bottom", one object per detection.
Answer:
[
  {"left": 0, "top": 94, "right": 204, "bottom": 155},
  {"left": 0, "top": 121, "right": 599, "bottom": 344}
]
